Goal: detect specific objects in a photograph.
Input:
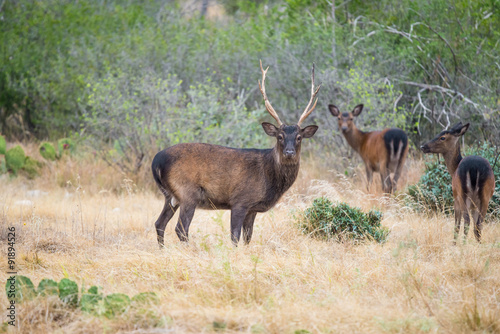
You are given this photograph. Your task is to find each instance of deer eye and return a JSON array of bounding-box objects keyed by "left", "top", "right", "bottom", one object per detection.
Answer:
[
  {"left": 278, "top": 134, "right": 284, "bottom": 141},
  {"left": 440, "top": 136, "right": 446, "bottom": 141},
  {"left": 296, "top": 136, "right": 302, "bottom": 142}
]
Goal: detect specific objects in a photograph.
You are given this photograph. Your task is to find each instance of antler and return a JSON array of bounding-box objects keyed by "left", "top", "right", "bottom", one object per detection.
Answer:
[
  {"left": 297, "top": 63, "right": 321, "bottom": 126},
  {"left": 258, "top": 60, "right": 283, "bottom": 126}
]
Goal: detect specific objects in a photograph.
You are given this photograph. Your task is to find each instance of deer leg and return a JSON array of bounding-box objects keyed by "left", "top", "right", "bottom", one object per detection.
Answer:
[
  {"left": 474, "top": 201, "right": 488, "bottom": 243},
  {"left": 380, "top": 168, "right": 392, "bottom": 193},
  {"left": 392, "top": 157, "right": 406, "bottom": 193},
  {"left": 230, "top": 207, "right": 249, "bottom": 246},
  {"left": 242, "top": 212, "right": 257, "bottom": 245},
  {"left": 175, "top": 203, "right": 196, "bottom": 242},
  {"left": 365, "top": 165, "right": 373, "bottom": 192},
  {"left": 155, "top": 196, "right": 179, "bottom": 248},
  {"left": 453, "top": 202, "right": 462, "bottom": 245},
  {"left": 462, "top": 210, "right": 471, "bottom": 243}
]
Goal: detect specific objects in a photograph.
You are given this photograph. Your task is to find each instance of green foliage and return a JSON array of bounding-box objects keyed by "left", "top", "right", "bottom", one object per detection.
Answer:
[
  {"left": 103, "top": 293, "right": 130, "bottom": 318},
  {"left": 22, "top": 156, "right": 43, "bottom": 179},
  {"left": 58, "top": 278, "right": 78, "bottom": 307},
  {"left": 5, "top": 275, "right": 36, "bottom": 302},
  {"left": 298, "top": 197, "right": 388, "bottom": 243},
  {"left": 80, "top": 286, "right": 103, "bottom": 313},
  {"left": 58, "top": 138, "right": 75, "bottom": 156},
  {"left": 131, "top": 292, "right": 160, "bottom": 306},
  {"left": 0, "top": 156, "right": 6, "bottom": 174},
  {"left": 5, "top": 145, "right": 25, "bottom": 174},
  {"left": 39, "top": 142, "right": 57, "bottom": 161},
  {"left": 407, "top": 142, "right": 500, "bottom": 217},
  {"left": 37, "top": 279, "right": 59, "bottom": 297},
  {"left": 0, "top": 135, "right": 5, "bottom": 155}
]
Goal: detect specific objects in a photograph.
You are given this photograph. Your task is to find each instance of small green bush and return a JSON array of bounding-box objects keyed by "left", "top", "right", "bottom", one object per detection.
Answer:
[
  {"left": 5, "top": 145, "right": 26, "bottom": 174},
  {"left": 298, "top": 197, "right": 388, "bottom": 243},
  {"left": 39, "top": 142, "right": 57, "bottom": 161},
  {"left": 0, "top": 156, "right": 6, "bottom": 174},
  {"left": 22, "top": 156, "right": 43, "bottom": 179},
  {"left": 131, "top": 292, "right": 160, "bottom": 306},
  {"left": 407, "top": 142, "right": 500, "bottom": 217},
  {"left": 58, "top": 278, "right": 78, "bottom": 306},
  {"left": 58, "top": 138, "right": 75, "bottom": 156},
  {"left": 104, "top": 293, "right": 130, "bottom": 318},
  {"left": 5, "top": 275, "right": 36, "bottom": 302},
  {"left": 37, "top": 279, "right": 59, "bottom": 296},
  {"left": 0, "top": 135, "right": 6, "bottom": 155}
]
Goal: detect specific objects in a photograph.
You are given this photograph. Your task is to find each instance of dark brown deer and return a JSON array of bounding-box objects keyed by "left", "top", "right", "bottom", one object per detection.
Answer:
[
  {"left": 152, "top": 61, "right": 321, "bottom": 246},
  {"left": 420, "top": 122, "right": 495, "bottom": 243},
  {"left": 328, "top": 104, "right": 409, "bottom": 193}
]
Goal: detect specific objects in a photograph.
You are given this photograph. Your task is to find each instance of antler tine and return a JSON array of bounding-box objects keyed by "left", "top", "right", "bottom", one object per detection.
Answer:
[
  {"left": 297, "top": 63, "right": 321, "bottom": 126},
  {"left": 258, "top": 60, "right": 283, "bottom": 126}
]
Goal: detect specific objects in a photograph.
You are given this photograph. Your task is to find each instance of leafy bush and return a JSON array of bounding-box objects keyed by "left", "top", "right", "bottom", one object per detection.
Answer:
[
  {"left": 0, "top": 135, "right": 5, "bottom": 155},
  {"left": 5, "top": 275, "right": 36, "bottom": 302},
  {"left": 298, "top": 197, "right": 388, "bottom": 243},
  {"left": 407, "top": 143, "right": 500, "bottom": 217},
  {"left": 58, "top": 278, "right": 79, "bottom": 307},
  {"left": 5, "top": 145, "right": 26, "bottom": 174},
  {"left": 80, "top": 286, "right": 103, "bottom": 313},
  {"left": 39, "top": 142, "right": 57, "bottom": 161}
]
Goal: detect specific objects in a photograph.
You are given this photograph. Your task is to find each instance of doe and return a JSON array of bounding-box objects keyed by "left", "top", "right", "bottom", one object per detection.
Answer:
[
  {"left": 152, "top": 61, "right": 321, "bottom": 246},
  {"left": 420, "top": 122, "right": 495, "bottom": 243},
  {"left": 328, "top": 104, "right": 409, "bottom": 193}
]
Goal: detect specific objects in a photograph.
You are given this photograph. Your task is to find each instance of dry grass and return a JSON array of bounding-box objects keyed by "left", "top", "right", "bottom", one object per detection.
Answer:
[{"left": 1, "top": 153, "right": 500, "bottom": 333}]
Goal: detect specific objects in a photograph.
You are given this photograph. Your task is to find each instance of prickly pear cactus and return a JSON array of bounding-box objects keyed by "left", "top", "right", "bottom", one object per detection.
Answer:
[
  {"left": 39, "top": 142, "right": 57, "bottom": 161},
  {"left": 5, "top": 275, "right": 36, "bottom": 302},
  {"left": 131, "top": 292, "right": 159, "bottom": 305},
  {"left": 58, "top": 138, "right": 75, "bottom": 156},
  {"left": 0, "top": 134, "right": 6, "bottom": 155},
  {"left": 22, "top": 156, "right": 43, "bottom": 179},
  {"left": 80, "top": 286, "right": 103, "bottom": 313},
  {"left": 58, "top": 278, "right": 78, "bottom": 306},
  {"left": 37, "top": 279, "right": 59, "bottom": 296},
  {"left": 103, "top": 293, "right": 130, "bottom": 318},
  {"left": 5, "top": 145, "right": 26, "bottom": 175}
]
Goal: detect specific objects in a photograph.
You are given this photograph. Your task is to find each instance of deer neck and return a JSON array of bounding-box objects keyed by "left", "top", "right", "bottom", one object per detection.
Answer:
[
  {"left": 343, "top": 127, "right": 366, "bottom": 154},
  {"left": 442, "top": 143, "right": 463, "bottom": 176},
  {"left": 269, "top": 147, "right": 300, "bottom": 191}
]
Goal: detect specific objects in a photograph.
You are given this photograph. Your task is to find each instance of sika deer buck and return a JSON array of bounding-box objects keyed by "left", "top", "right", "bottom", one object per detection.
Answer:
[
  {"left": 328, "top": 104, "right": 409, "bottom": 193},
  {"left": 420, "top": 122, "right": 495, "bottom": 243},
  {"left": 152, "top": 61, "right": 321, "bottom": 246}
]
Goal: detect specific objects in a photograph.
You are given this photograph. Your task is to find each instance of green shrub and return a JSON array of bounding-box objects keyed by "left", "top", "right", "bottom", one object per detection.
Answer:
[
  {"left": 22, "top": 156, "right": 43, "bottom": 179},
  {"left": 0, "top": 135, "right": 5, "bottom": 155},
  {"left": 0, "top": 156, "right": 6, "bottom": 174},
  {"left": 131, "top": 292, "right": 160, "bottom": 306},
  {"left": 58, "top": 278, "right": 78, "bottom": 306},
  {"left": 58, "top": 138, "right": 75, "bottom": 156},
  {"left": 104, "top": 293, "right": 130, "bottom": 318},
  {"left": 37, "top": 279, "right": 59, "bottom": 297},
  {"left": 407, "top": 142, "right": 500, "bottom": 217},
  {"left": 5, "top": 145, "right": 25, "bottom": 174},
  {"left": 298, "top": 197, "right": 388, "bottom": 243},
  {"left": 5, "top": 275, "right": 36, "bottom": 302},
  {"left": 39, "top": 142, "right": 57, "bottom": 161}
]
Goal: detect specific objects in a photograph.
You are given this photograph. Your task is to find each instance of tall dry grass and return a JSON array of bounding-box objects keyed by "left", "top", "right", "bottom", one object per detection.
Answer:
[{"left": 1, "top": 151, "right": 499, "bottom": 333}]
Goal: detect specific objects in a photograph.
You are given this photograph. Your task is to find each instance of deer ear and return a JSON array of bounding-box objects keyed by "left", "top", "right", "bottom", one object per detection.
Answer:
[
  {"left": 328, "top": 104, "right": 340, "bottom": 117},
  {"left": 453, "top": 123, "right": 470, "bottom": 137},
  {"left": 262, "top": 122, "right": 279, "bottom": 137},
  {"left": 301, "top": 125, "right": 318, "bottom": 138},
  {"left": 352, "top": 104, "right": 364, "bottom": 116}
]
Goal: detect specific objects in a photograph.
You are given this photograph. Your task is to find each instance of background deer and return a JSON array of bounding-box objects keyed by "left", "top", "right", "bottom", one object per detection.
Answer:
[
  {"left": 328, "top": 104, "right": 409, "bottom": 193},
  {"left": 152, "top": 61, "right": 320, "bottom": 246},
  {"left": 420, "top": 122, "right": 495, "bottom": 243}
]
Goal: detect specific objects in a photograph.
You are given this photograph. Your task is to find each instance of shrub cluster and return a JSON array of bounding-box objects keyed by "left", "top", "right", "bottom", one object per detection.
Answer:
[
  {"left": 407, "top": 143, "right": 500, "bottom": 217},
  {"left": 0, "top": 135, "right": 43, "bottom": 178},
  {"left": 297, "top": 197, "right": 388, "bottom": 243},
  {"left": 5, "top": 275, "right": 159, "bottom": 319}
]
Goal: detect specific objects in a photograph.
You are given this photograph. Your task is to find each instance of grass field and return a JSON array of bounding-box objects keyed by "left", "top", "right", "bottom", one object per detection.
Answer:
[{"left": 1, "top": 151, "right": 500, "bottom": 333}]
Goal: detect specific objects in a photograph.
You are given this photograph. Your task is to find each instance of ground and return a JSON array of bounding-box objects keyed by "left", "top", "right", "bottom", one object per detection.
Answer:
[{"left": 0, "top": 152, "right": 499, "bottom": 333}]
